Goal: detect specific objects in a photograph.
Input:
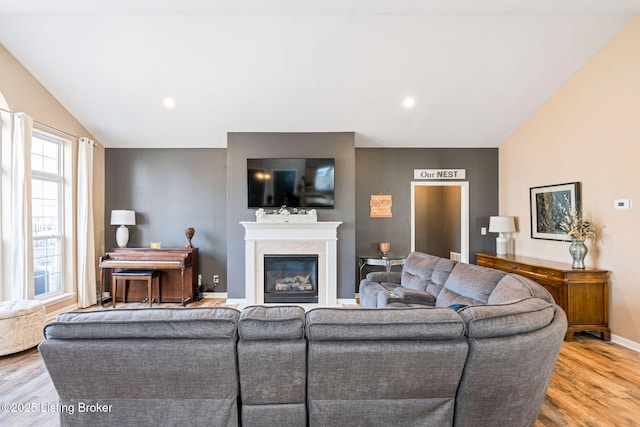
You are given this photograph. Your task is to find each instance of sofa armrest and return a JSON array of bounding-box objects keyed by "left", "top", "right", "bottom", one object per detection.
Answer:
[
  {"left": 393, "top": 287, "right": 436, "bottom": 306},
  {"left": 458, "top": 298, "right": 557, "bottom": 338},
  {"left": 366, "top": 271, "right": 402, "bottom": 284}
]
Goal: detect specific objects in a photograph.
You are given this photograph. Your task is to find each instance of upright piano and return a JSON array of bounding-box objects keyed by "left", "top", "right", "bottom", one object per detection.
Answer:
[{"left": 99, "top": 248, "right": 198, "bottom": 306}]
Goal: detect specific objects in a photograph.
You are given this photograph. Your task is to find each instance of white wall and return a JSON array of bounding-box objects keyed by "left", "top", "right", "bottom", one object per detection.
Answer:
[
  {"left": 500, "top": 16, "right": 640, "bottom": 347},
  {"left": 0, "top": 44, "right": 105, "bottom": 314}
]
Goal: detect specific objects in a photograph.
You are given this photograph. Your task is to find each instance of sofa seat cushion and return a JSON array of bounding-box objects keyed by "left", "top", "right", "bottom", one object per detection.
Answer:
[
  {"left": 45, "top": 307, "right": 240, "bottom": 340},
  {"left": 359, "top": 280, "right": 401, "bottom": 307},
  {"left": 435, "top": 263, "right": 506, "bottom": 307},
  {"left": 392, "top": 287, "right": 437, "bottom": 305},
  {"left": 306, "top": 307, "right": 464, "bottom": 341},
  {"left": 239, "top": 305, "right": 305, "bottom": 340},
  {"left": 376, "top": 288, "right": 407, "bottom": 307},
  {"left": 458, "top": 298, "right": 556, "bottom": 338}
]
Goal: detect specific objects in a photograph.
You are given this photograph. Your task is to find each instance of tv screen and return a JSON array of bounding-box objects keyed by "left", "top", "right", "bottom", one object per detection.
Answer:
[{"left": 247, "top": 158, "right": 335, "bottom": 208}]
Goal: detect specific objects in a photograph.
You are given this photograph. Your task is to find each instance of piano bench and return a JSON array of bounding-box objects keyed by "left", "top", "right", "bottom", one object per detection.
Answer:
[{"left": 112, "top": 270, "right": 160, "bottom": 308}]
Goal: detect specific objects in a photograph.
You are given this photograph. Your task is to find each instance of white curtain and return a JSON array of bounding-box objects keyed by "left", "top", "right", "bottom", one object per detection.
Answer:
[
  {"left": 10, "top": 113, "right": 33, "bottom": 300},
  {"left": 77, "top": 138, "right": 97, "bottom": 307},
  {"left": 0, "top": 110, "right": 5, "bottom": 301}
]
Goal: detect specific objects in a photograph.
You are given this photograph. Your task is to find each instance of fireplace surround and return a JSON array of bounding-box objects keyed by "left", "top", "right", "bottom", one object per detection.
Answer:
[{"left": 240, "top": 221, "right": 342, "bottom": 305}]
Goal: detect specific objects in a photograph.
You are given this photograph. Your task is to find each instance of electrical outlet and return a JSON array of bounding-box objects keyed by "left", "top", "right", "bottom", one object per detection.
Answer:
[
  {"left": 213, "top": 275, "right": 219, "bottom": 284},
  {"left": 481, "top": 227, "right": 487, "bottom": 235}
]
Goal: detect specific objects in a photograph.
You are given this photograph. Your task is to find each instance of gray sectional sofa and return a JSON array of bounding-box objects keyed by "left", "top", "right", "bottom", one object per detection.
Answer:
[
  {"left": 39, "top": 252, "right": 566, "bottom": 426},
  {"left": 359, "top": 251, "right": 554, "bottom": 309}
]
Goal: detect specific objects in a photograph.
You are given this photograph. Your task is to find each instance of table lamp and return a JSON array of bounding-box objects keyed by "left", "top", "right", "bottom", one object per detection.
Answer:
[
  {"left": 489, "top": 216, "right": 515, "bottom": 256},
  {"left": 111, "top": 209, "right": 136, "bottom": 248}
]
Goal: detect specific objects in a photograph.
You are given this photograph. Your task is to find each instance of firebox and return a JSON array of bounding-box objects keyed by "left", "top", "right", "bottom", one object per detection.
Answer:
[{"left": 264, "top": 255, "right": 319, "bottom": 303}]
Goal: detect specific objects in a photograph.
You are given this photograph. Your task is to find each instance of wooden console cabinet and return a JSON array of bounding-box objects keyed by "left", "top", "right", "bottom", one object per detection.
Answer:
[{"left": 476, "top": 253, "right": 610, "bottom": 341}]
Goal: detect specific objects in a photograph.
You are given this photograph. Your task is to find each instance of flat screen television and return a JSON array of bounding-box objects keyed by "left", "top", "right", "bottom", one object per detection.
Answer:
[{"left": 247, "top": 158, "right": 335, "bottom": 208}]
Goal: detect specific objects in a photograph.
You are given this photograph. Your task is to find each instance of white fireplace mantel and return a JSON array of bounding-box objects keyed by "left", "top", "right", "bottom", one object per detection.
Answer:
[{"left": 240, "top": 221, "right": 342, "bottom": 305}]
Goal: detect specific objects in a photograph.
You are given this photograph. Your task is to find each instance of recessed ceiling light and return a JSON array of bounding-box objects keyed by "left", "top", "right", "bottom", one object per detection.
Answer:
[
  {"left": 163, "top": 97, "right": 176, "bottom": 109},
  {"left": 403, "top": 97, "right": 416, "bottom": 109}
]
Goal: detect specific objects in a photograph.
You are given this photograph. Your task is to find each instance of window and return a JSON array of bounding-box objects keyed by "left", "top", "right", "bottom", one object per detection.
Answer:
[{"left": 31, "top": 132, "right": 65, "bottom": 297}]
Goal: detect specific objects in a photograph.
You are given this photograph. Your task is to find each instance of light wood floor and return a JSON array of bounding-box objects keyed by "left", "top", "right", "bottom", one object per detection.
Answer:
[{"left": 1, "top": 300, "right": 639, "bottom": 426}]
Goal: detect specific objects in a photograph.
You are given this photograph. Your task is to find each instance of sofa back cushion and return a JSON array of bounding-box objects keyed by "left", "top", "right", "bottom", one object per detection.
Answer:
[
  {"left": 454, "top": 305, "right": 566, "bottom": 427},
  {"left": 401, "top": 252, "right": 457, "bottom": 297},
  {"left": 237, "top": 306, "right": 307, "bottom": 427},
  {"left": 45, "top": 307, "right": 240, "bottom": 340},
  {"left": 305, "top": 307, "right": 468, "bottom": 427},
  {"left": 436, "top": 263, "right": 506, "bottom": 307},
  {"left": 306, "top": 307, "right": 464, "bottom": 341},
  {"left": 39, "top": 307, "right": 241, "bottom": 427},
  {"left": 238, "top": 305, "right": 305, "bottom": 340}
]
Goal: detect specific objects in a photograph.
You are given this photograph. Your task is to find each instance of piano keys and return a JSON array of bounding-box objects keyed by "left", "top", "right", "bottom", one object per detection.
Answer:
[{"left": 99, "top": 248, "right": 198, "bottom": 306}]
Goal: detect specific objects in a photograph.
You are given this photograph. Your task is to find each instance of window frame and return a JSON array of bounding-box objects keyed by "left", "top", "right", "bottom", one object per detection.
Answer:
[{"left": 31, "top": 129, "right": 75, "bottom": 304}]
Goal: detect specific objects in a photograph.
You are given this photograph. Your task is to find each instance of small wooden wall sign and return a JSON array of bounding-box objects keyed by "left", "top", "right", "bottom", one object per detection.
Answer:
[{"left": 370, "top": 195, "right": 392, "bottom": 218}]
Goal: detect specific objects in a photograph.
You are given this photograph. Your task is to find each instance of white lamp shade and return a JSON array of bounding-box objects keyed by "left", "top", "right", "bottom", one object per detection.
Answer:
[
  {"left": 488, "top": 216, "right": 515, "bottom": 233},
  {"left": 489, "top": 216, "right": 515, "bottom": 256},
  {"left": 111, "top": 210, "right": 136, "bottom": 226}
]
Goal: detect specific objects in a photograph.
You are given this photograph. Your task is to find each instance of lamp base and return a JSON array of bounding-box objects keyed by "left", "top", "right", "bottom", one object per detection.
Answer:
[
  {"left": 496, "top": 235, "right": 509, "bottom": 256},
  {"left": 116, "top": 225, "right": 130, "bottom": 248}
]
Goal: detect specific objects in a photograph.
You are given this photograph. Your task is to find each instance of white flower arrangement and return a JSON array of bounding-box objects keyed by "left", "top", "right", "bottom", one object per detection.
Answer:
[
  {"left": 559, "top": 210, "right": 601, "bottom": 241},
  {"left": 255, "top": 206, "right": 317, "bottom": 223}
]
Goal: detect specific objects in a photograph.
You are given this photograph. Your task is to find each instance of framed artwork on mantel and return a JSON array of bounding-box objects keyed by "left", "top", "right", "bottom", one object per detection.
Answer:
[{"left": 530, "top": 182, "right": 581, "bottom": 241}]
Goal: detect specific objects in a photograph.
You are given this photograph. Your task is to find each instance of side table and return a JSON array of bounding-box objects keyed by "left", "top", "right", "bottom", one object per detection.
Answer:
[{"left": 358, "top": 256, "right": 407, "bottom": 282}]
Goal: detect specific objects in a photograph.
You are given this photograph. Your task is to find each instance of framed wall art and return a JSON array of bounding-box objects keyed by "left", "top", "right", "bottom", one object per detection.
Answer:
[{"left": 530, "top": 182, "right": 581, "bottom": 241}]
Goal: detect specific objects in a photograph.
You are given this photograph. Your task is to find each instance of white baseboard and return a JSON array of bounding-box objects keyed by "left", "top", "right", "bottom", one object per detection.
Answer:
[
  {"left": 225, "top": 298, "right": 247, "bottom": 305},
  {"left": 202, "top": 292, "right": 227, "bottom": 299},
  {"left": 337, "top": 298, "right": 358, "bottom": 305},
  {"left": 611, "top": 334, "right": 640, "bottom": 353},
  {"left": 46, "top": 303, "right": 79, "bottom": 321}
]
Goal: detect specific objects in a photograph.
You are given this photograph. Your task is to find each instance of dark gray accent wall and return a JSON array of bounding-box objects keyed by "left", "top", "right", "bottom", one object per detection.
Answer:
[
  {"left": 355, "top": 148, "right": 499, "bottom": 276},
  {"left": 105, "top": 148, "right": 227, "bottom": 291},
  {"left": 104, "top": 144, "right": 497, "bottom": 300},
  {"left": 226, "top": 132, "right": 356, "bottom": 300}
]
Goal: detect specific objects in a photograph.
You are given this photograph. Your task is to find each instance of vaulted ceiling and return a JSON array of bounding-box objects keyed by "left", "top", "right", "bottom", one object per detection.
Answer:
[{"left": 1, "top": 1, "right": 639, "bottom": 148}]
